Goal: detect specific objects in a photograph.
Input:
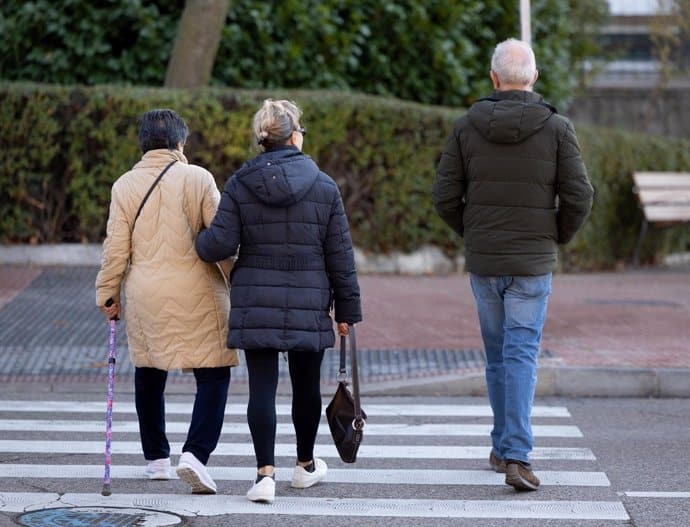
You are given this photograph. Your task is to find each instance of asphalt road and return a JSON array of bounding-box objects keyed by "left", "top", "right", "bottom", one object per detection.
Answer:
[{"left": 0, "top": 393, "right": 688, "bottom": 527}]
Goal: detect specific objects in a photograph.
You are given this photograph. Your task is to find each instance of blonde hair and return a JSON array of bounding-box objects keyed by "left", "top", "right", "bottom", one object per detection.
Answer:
[
  {"left": 491, "top": 38, "right": 537, "bottom": 86},
  {"left": 252, "top": 99, "right": 302, "bottom": 149}
]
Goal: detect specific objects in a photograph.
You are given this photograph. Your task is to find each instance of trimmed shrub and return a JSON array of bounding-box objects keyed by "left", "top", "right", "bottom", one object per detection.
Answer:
[
  {"left": 1, "top": 82, "right": 688, "bottom": 269},
  {"left": 0, "top": 0, "right": 608, "bottom": 111}
]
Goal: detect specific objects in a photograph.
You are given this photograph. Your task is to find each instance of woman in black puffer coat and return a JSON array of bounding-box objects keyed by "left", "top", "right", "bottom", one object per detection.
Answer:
[{"left": 195, "top": 99, "right": 362, "bottom": 503}]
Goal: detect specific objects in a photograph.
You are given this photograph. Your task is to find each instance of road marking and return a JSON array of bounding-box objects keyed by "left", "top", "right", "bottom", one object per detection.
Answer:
[
  {"left": 0, "top": 419, "right": 583, "bottom": 437},
  {"left": 0, "top": 493, "right": 630, "bottom": 520},
  {"left": 0, "top": 398, "right": 628, "bottom": 522},
  {"left": 0, "top": 401, "right": 571, "bottom": 417},
  {"left": 623, "top": 491, "right": 690, "bottom": 498},
  {"left": 0, "top": 464, "right": 611, "bottom": 486},
  {"left": 0, "top": 440, "right": 596, "bottom": 460}
]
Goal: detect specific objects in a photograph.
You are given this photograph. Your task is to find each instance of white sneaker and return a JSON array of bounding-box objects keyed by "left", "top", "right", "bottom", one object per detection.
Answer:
[
  {"left": 176, "top": 451, "right": 217, "bottom": 494},
  {"left": 144, "top": 458, "right": 171, "bottom": 480},
  {"left": 291, "top": 458, "right": 327, "bottom": 488},
  {"left": 246, "top": 475, "right": 275, "bottom": 503}
]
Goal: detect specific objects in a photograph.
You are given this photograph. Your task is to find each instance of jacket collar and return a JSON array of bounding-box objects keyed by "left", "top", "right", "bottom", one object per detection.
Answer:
[{"left": 135, "top": 148, "right": 188, "bottom": 169}]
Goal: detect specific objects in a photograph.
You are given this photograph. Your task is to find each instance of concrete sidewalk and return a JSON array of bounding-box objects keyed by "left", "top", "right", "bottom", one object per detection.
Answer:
[{"left": 1, "top": 247, "right": 689, "bottom": 398}]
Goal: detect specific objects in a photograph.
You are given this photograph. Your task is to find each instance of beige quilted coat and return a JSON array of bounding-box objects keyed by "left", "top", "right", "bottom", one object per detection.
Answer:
[{"left": 95, "top": 149, "right": 239, "bottom": 370}]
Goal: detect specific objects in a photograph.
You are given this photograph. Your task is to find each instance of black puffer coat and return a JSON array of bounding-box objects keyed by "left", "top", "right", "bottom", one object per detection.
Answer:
[
  {"left": 433, "top": 90, "right": 594, "bottom": 276},
  {"left": 195, "top": 146, "right": 362, "bottom": 352}
]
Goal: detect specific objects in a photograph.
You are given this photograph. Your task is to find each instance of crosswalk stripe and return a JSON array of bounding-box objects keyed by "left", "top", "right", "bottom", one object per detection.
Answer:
[
  {"left": 0, "top": 493, "right": 630, "bottom": 520},
  {"left": 0, "top": 400, "right": 571, "bottom": 417},
  {"left": 0, "top": 398, "right": 631, "bottom": 522},
  {"left": 0, "top": 440, "right": 596, "bottom": 459},
  {"left": 0, "top": 419, "right": 583, "bottom": 437},
  {"left": 0, "top": 464, "right": 611, "bottom": 486},
  {"left": 623, "top": 491, "right": 690, "bottom": 498}
]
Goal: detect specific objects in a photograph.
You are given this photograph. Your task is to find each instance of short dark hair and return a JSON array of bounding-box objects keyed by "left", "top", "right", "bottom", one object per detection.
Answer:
[{"left": 138, "top": 109, "right": 189, "bottom": 153}]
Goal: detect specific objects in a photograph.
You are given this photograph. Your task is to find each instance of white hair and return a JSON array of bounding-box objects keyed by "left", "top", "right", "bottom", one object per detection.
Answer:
[{"left": 491, "top": 38, "right": 537, "bottom": 86}]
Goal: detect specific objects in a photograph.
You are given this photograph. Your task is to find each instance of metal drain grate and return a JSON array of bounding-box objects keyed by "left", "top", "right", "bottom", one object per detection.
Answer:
[{"left": 17, "top": 506, "right": 181, "bottom": 526}]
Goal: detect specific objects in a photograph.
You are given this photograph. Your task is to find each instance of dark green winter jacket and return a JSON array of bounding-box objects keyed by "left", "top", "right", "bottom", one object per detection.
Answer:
[{"left": 433, "top": 90, "right": 594, "bottom": 276}]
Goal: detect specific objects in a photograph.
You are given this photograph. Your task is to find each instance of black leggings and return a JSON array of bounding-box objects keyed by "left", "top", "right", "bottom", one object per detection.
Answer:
[{"left": 245, "top": 349, "right": 325, "bottom": 468}]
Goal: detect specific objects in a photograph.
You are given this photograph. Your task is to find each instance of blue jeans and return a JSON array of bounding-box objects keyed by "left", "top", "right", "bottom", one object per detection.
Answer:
[
  {"left": 135, "top": 366, "right": 231, "bottom": 464},
  {"left": 469, "top": 273, "right": 552, "bottom": 464}
]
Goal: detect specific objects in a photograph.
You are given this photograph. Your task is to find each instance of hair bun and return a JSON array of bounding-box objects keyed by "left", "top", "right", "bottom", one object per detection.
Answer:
[{"left": 252, "top": 99, "right": 302, "bottom": 149}]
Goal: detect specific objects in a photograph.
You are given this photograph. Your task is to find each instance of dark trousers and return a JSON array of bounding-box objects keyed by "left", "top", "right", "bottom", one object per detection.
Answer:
[
  {"left": 134, "top": 366, "right": 231, "bottom": 465},
  {"left": 245, "top": 349, "right": 325, "bottom": 468}
]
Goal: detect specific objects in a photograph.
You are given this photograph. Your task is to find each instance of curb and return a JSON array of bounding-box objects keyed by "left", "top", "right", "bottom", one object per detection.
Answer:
[
  {"left": 1, "top": 367, "right": 689, "bottom": 398},
  {"left": 359, "top": 366, "right": 690, "bottom": 398}
]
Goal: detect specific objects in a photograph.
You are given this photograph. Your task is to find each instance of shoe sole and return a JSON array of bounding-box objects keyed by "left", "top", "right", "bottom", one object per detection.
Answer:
[
  {"left": 505, "top": 468, "right": 539, "bottom": 491},
  {"left": 291, "top": 460, "right": 327, "bottom": 488},
  {"left": 146, "top": 471, "right": 171, "bottom": 480},
  {"left": 291, "top": 470, "right": 327, "bottom": 489},
  {"left": 176, "top": 466, "right": 217, "bottom": 494},
  {"left": 247, "top": 481, "right": 275, "bottom": 503},
  {"left": 247, "top": 493, "right": 275, "bottom": 504},
  {"left": 291, "top": 478, "right": 321, "bottom": 489}
]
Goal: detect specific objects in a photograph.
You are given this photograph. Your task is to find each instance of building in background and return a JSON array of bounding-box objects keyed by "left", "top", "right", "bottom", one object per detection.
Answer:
[{"left": 568, "top": 0, "right": 690, "bottom": 137}]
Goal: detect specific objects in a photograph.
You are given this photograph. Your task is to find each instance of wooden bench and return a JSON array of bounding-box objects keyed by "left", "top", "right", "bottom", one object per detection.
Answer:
[{"left": 632, "top": 171, "right": 690, "bottom": 265}]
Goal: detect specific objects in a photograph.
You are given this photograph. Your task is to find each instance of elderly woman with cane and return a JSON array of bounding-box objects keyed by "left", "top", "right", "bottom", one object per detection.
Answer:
[
  {"left": 195, "top": 99, "right": 362, "bottom": 503},
  {"left": 96, "top": 108, "right": 238, "bottom": 494}
]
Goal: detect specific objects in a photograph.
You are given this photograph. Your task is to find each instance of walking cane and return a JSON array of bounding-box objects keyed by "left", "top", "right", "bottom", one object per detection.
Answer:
[{"left": 101, "top": 298, "right": 118, "bottom": 496}]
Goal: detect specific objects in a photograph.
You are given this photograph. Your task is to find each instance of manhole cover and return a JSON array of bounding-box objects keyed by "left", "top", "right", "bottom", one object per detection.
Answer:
[{"left": 17, "top": 507, "right": 182, "bottom": 526}]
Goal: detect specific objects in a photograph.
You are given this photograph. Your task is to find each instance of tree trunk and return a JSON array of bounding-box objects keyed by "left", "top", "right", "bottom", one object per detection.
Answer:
[{"left": 164, "top": 0, "right": 231, "bottom": 88}]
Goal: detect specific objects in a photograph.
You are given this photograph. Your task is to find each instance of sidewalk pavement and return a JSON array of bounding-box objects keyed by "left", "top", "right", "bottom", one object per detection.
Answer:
[{"left": 1, "top": 245, "right": 689, "bottom": 398}]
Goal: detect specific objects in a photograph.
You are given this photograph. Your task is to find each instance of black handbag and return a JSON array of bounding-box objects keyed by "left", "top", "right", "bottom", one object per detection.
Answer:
[{"left": 325, "top": 325, "right": 366, "bottom": 463}]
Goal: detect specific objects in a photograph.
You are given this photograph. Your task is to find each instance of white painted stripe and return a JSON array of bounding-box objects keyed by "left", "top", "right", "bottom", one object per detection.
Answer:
[
  {"left": 0, "top": 440, "right": 595, "bottom": 460},
  {"left": 624, "top": 491, "right": 690, "bottom": 498},
  {"left": 0, "top": 493, "right": 60, "bottom": 513},
  {"left": 0, "top": 401, "right": 571, "bottom": 417},
  {"left": 0, "top": 419, "right": 582, "bottom": 438},
  {"left": 0, "top": 464, "right": 611, "bottom": 486},
  {"left": 0, "top": 493, "right": 630, "bottom": 520}
]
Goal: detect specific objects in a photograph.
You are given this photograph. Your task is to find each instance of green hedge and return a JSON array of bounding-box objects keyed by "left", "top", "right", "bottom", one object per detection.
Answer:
[
  {"left": 0, "top": 0, "right": 608, "bottom": 110},
  {"left": 1, "top": 82, "right": 689, "bottom": 269}
]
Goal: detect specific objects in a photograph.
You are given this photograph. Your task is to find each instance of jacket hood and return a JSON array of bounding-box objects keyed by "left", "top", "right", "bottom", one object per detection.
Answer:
[
  {"left": 234, "top": 147, "right": 319, "bottom": 206},
  {"left": 468, "top": 90, "right": 556, "bottom": 144}
]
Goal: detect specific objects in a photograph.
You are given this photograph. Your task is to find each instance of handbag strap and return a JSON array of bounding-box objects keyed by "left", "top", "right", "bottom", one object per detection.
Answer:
[
  {"left": 132, "top": 160, "right": 177, "bottom": 232},
  {"left": 340, "top": 325, "right": 365, "bottom": 427}
]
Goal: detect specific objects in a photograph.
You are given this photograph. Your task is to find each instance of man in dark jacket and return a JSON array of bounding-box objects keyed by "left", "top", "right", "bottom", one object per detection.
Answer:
[{"left": 432, "top": 38, "right": 593, "bottom": 492}]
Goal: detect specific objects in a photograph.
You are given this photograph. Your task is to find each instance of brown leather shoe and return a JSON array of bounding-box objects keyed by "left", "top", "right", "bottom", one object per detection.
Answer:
[
  {"left": 489, "top": 450, "right": 506, "bottom": 473},
  {"left": 505, "top": 461, "right": 540, "bottom": 491}
]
